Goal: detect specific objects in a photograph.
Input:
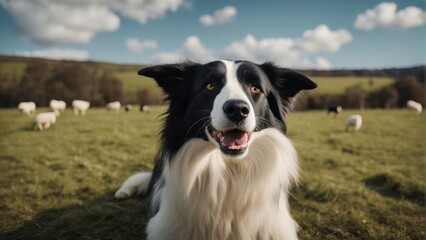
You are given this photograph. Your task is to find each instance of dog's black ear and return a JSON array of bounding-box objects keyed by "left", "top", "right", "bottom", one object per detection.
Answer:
[
  {"left": 261, "top": 62, "right": 317, "bottom": 120},
  {"left": 138, "top": 62, "right": 200, "bottom": 95}
]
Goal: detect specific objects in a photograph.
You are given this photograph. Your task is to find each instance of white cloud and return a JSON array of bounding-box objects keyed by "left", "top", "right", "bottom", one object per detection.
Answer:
[
  {"left": 221, "top": 35, "right": 301, "bottom": 66},
  {"left": 296, "top": 24, "right": 352, "bottom": 53},
  {"left": 1, "top": 0, "right": 119, "bottom": 45},
  {"left": 200, "top": 6, "right": 237, "bottom": 26},
  {"left": 150, "top": 25, "right": 352, "bottom": 69},
  {"left": 313, "top": 57, "right": 332, "bottom": 70},
  {"left": 14, "top": 48, "right": 90, "bottom": 61},
  {"left": 354, "top": 2, "right": 426, "bottom": 30},
  {"left": 0, "top": 0, "right": 186, "bottom": 45},
  {"left": 110, "top": 0, "right": 185, "bottom": 24},
  {"left": 151, "top": 36, "right": 215, "bottom": 63},
  {"left": 126, "top": 38, "right": 158, "bottom": 53}
]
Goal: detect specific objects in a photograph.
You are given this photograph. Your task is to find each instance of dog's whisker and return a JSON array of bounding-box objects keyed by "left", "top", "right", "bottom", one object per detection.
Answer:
[
  {"left": 194, "top": 120, "right": 211, "bottom": 138},
  {"left": 183, "top": 117, "right": 211, "bottom": 141}
]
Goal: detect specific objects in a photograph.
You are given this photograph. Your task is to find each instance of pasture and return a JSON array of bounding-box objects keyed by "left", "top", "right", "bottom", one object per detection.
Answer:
[
  {"left": 312, "top": 76, "right": 394, "bottom": 94},
  {"left": 0, "top": 107, "right": 424, "bottom": 239}
]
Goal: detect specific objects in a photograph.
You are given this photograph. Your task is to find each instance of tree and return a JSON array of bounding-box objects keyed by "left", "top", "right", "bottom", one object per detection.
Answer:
[
  {"left": 16, "top": 61, "right": 51, "bottom": 105},
  {"left": 343, "top": 85, "right": 368, "bottom": 109},
  {"left": 137, "top": 88, "right": 161, "bottom": 105},
  {"left": 98, "top": 71, "right": 123, "bottom": 105},
  {"left": 392, "top": 77, "right": 425, "bottom": 107},
  {"left": 367, "top": 86, "right": 399, "bottom": 109}
]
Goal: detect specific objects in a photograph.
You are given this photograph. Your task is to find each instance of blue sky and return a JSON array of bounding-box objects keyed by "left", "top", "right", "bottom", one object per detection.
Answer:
[{"left": 0, "top": 0, "right": 424, "bottom": 69}]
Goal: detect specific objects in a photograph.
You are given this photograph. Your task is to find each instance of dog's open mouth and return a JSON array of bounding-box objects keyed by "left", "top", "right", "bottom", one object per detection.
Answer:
[{"left": 208, "top": 128, "right": 250, "bottom": 156}]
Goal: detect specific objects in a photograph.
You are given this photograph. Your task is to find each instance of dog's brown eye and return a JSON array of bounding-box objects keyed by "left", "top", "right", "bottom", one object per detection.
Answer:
[
  {"left": 206, "top": 83, "right": 215, "bottom": 91},
  {"left": 250, "top": 85, "right": 261, "bottom": 94}
]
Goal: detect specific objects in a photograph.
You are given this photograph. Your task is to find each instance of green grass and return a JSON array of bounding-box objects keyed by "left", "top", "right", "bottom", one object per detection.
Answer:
[
  {"left": 287, "top": 110, "right": 425, "bottom": 239},
  {"left": 312, "top": 76, "right": 394, "bottom": 95},
  {"left": 0, "top": 61, "right": 26, "bottom": 79},
  {"left": 0, "top": 108, "right": 424, "bottom": 239}
]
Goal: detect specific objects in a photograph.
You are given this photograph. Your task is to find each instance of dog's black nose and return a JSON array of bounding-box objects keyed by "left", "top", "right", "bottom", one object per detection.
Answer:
[{"left": 223, "top": 100, "right": 250, "bottom": 123}]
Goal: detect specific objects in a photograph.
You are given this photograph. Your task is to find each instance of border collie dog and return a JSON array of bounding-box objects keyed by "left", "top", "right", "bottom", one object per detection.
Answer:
[{"left": 115, "top": 60, "right": 317, "bottom": 240}]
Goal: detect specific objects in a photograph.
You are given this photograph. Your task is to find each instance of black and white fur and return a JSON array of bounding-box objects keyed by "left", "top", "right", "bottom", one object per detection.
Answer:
[
  {"left": 115, "top": 60, "right": 317, "bottom": 240},
  {"left": 327, "top": 106, "right": 342, "bottom": 115}
]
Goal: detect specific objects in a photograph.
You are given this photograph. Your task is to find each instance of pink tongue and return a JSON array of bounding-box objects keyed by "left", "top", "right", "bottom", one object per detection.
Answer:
[{"left": 222, "top": 131, "right": 248, "bottom": 148}]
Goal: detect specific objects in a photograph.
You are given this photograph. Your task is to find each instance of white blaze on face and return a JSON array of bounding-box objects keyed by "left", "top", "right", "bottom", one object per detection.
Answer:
[{"left": 210, "top": 60, "right": 256, "bottom": 132}]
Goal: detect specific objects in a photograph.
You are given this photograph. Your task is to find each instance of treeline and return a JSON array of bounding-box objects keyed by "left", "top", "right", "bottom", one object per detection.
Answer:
[
  {"left": 302, "top": 66, "right": 425, "bottom": 83},
  {"left": 0, "top": 61, "right": 123, "bottom": 108},
  {"left": 0, "top": 55, "right": 424, "bottom": 110},
  {"left": 295, "top": 77, "right": 425, "bottom": 110}
]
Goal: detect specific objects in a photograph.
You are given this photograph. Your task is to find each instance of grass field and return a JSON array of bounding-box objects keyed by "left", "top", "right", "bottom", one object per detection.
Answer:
[
  {"left": 0, "top": 107, "right": 425, "bottom": 239},
  {"left": 312, "top": 76, "right": 394, "bottom": 95}
]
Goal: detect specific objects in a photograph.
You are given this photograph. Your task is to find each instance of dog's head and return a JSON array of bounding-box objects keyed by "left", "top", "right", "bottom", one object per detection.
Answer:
[{"left": 139, "top": 60, "right": 316, "bottom": 159}]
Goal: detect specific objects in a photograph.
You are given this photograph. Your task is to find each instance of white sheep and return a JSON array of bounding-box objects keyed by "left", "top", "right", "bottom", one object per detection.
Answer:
[
  {"left": 106, "top": 101, "right": 121, "bottom": 112},
  {"left": 72, "top": 100, "right": 90, "bottom": 116},
  {"left": 345, "top": 114, "right": 362, "bottom": 132},
  {"left": 34, "top": 112, "right": 57, "bottom": 130},
  {"left": 406, "top": 100, "right": 422, "bottom": 114},
  {"left": 140, "top": 104, "right": 150, "bottom": 113},
  {"left": 17, "top": 101, "right": 36, "bottom": 117},
  {"left": 125, "top": 104, "right": 132, "bottom": 112},
  {"left": 49, "top": 99, "right": 66, "bottom": 115}
]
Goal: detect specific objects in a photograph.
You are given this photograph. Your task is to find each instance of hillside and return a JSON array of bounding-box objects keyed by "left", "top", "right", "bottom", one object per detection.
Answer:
[
  {"left": 0, "top": 55, "right": 424, "bottom": 107},
  {"left": 0, "top": 55, "right": 160, "bottom": 104}
]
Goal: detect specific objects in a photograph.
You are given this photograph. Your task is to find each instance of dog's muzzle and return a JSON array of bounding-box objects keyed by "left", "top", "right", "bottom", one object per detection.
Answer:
[
  {"left": 207, "top": 100, "right": 253, "bottom": 157},
  {"left": 223, "top": 100, "right": 250, "bottom": 124},
  {"left": 207, "top": 128, "right": 250, "bottom": 156}
]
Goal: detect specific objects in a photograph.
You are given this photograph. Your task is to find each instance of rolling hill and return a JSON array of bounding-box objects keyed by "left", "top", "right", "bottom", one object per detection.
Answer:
[{"left": 0, "top": 55, "right": 423, "bottom": 105}]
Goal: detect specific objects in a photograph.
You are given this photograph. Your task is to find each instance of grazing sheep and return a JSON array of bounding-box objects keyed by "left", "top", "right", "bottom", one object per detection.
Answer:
[
  {"left": 328, "top": 106, "right": 342, "bottom": 115},
  {"left": 106, "top": 101, "right": 121, "bottom": 112},
  {"left": 125, "top": 104, "right": 132, "bottom": 112},
  {"left": 72, "top": 100, "right": 90, "bottom": 116},
  {"left": 140, "top": 104, "right": 149, "bottom": 113},
  {"left": 407, "top": 100, "right": 422, "bottom": 114},
  {"left": 345, "top": 114, "right": 362, "bottom": 132},
  {"left": 49, "top": 99, "right": 66, "bottom": 115},
  {"left": 34, "top": 112, "right": 57, "bottom": 130},
  {"left": 17, "top": 101, "right": 36, "bottom": 117}
]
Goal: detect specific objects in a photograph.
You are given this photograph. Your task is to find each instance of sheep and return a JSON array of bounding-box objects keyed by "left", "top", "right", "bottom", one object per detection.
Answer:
[
  {"left": 345, "top": 114, "right": 362, "bottom": 132},
  {"left": 125, "top": 104, "right": 132, "bottom": 112},
  {"left": 17, "top": 101, "right": 36, "bottom": 117},
  {"left": 34, "top": 112, "right": 57, "bottom": 130},
  {"left": 328, "top": 106, "right": 342, "bottom": 115},
  {"left": 72, "top": 100, "right": 90, "bottom": 116},
  {"left": 406, "top": 100, "right": 422, "bottom": 114},
  {"left": 106, "top": 101, "right": 121, "bottom": 112},
  {"left": 49, "top": 99, "right": 66, "bottom": 115},
  {"left": 140, "top": 104, "right": 149, "bottom": 113}
]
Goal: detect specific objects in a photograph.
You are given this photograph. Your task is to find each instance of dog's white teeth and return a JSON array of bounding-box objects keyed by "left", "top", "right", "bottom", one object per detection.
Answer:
[{"left": 217, "top": 131, "right": 224, "bottom": 139}]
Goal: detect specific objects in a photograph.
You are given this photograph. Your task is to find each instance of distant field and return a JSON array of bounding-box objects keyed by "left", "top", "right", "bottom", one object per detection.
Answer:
[
  {"left": 0, "top": 108, "right": 424, "bottom": 239},
  {"left": 0, "top": 56, "right": 399, "bottom": 103},
  {"left": 113, "top": 70, "right": 163, "bottom": 103},
  {"left": 312, "top": 76, "right": 394, "bottom": 95},
  {"left": 0, "top": 57, "right": 163, "bottom": 103},
  {"left": 0, "top": 61, "right": 26, "bottom": 78}
]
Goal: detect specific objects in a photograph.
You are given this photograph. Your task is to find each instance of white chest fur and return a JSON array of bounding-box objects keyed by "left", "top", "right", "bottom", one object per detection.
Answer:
[{"left": 147, "top": 128, "right": 300, "bottom": 240}]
